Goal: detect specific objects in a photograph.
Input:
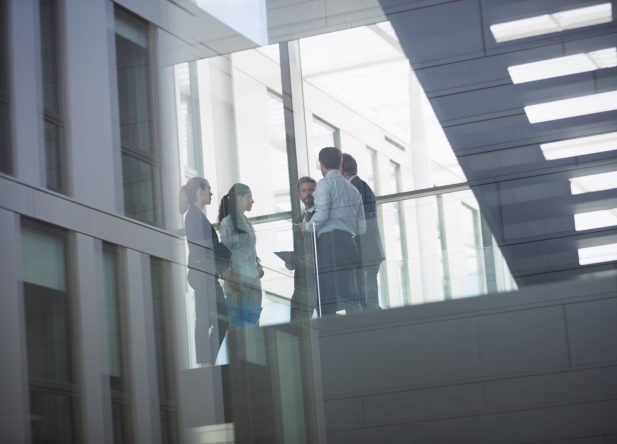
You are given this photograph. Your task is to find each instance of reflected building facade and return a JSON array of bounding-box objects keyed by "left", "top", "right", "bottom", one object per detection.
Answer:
[{"left": 1, "top": 0, "right": 616, "bottom": 443}]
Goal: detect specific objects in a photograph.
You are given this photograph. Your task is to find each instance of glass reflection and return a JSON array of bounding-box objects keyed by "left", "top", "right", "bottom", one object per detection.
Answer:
[{"left": 21, "top": 221, "right": 76, "bottom": 444}]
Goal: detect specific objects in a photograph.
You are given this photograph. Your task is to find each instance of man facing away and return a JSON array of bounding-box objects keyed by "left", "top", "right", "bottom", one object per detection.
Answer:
[
  {"left": 303, "top": 147, "right": 366, "bottom": 315},
  {"left": 287, "top": 176, "right": 318, "bottom": 322},
  {"left": 341, "top": 154, "right": 385, "bottom": 310}
]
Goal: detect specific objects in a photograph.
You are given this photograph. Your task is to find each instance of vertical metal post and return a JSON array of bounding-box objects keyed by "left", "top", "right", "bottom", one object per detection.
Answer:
[
  {"left": 436, "top": 194, "right": 452, "bottom": 300},
  {"left": 279, "top": 40, "right": 309, "bottom": 219},
  {"left": 278, "top": 40, "right": 327, "bottom": 444},
  {"left": 480, "top": 215, "right": 498, "bottom": 293}
]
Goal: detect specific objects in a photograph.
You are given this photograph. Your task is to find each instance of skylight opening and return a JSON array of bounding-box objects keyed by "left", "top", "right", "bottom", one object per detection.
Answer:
[
  {"left": 578, "top": 243, "right": 617, "bottom": 265},
  {"left": 524, "top": 91, "right": 617, "bottom": 124},
  {"left": 574, "top": 209, "right": 617, "bottom": 231},
  {"left": 569, "top": 171, "right": 617, "bottom": 195},
  {"left": 508, "top": 48, "right": 617, "bottom": 84},
  {"left": 490, "top": 3, "right": 613, "bottom": 43},
  {"left": 540, "top": 131, "right": 617, "bottom": 160}
]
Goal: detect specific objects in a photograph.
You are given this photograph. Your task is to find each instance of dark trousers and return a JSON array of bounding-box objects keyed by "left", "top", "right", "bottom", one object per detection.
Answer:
[
  {"left": 188, "top": 270, "right": 229, "bottom": 365},
  {"left": 357, "top": 262, "right": 381, "bottom": 310},
  {"left": 316, "top": 230, "right": 359, "bottom": 315},
  {"left": 290, "top": 268, "right": 317, "bottom": 322}
]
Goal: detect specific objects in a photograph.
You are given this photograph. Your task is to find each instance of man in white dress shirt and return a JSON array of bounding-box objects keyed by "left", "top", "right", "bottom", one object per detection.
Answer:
[{"left": 303, "top": 147, "right": 366, "bottom": 315}]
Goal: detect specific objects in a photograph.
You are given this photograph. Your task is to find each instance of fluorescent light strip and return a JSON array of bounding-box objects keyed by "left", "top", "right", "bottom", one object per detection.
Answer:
[
  {"left": 490, "top": 3, "right": 613, "bottom": 43},
  {"left": 570, "top": 171, "right": 617, "bottom": 195},
  {"left": 574, "top": 209, "right": 617, "bottom": 231},
  {"left": 541, "top": 131, "right": 617, "bottom": 160},
  {"left": 508, "top": 48, "right": 617, "bottom": 84},
  {"left": 578, "top": 243, "right": 617, "bottom": 265},
  {"left": 525, "top": 90, "right": 617, "bottom": 123}
]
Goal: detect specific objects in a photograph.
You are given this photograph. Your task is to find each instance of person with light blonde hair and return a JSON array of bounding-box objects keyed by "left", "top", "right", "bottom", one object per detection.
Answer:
[{"left": 179, "top": 177, "right": 230, "bottom": 366}]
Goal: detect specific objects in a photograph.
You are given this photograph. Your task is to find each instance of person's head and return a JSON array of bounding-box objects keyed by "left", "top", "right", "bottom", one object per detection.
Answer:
[
  {"left": 296, "top": 176, "right": 316, "bottom": 208},
  {"left": 178, "top": 177, "right": 212, "bottom": 213},
  {"left": 318, "top": 147, "right": 342, "bottom": 176},
  {"left": 218, "top": 183, "right": 253, "bottom": 230},
  {"left": 341, "top": 153, "right": 358, "bottom": 179}
]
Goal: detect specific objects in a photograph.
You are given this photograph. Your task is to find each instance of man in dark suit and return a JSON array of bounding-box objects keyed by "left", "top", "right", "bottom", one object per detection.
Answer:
[
  {"left": 341, "top": 154, "right": 385, "bottom": 310},
  {"left": 287, "top": 176, "right": 318, "bottom": 321}
]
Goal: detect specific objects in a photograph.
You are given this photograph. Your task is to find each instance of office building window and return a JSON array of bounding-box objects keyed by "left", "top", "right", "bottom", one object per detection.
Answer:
[
  {"left": 115, "top": 9, "right": 161, "bottom": 226},
  {"left": 103, "top": 245, "right": 132, "bottom": 444},
  {"left": 267, "top": 91, "right": 291, "bottom": 211},
  {"left": 384, "top": 161, "right": 409, "bottom": 305},
  {"left": 21, "top": 220, "right": 77, "bottom": 443},
  {"left": 312, "top": 115, "right": 339, "bottom": 150},
  {"left": 365, "top": 147, "right": 378, "bottom": 191},
  {"left": 384, "top": 136, "right": 405, "bottom": 151},
  {"left": 0, "top": 0, "right": 10, "bottom": 174},
  {"left": 39, "top": 0, "right": 66, "bottom": 193},
  {"left": 310, "top": 116, "right": 340, "bottom": 176},
  {"left": 174, "top": 61, "right": 203, "bottom": 176},
  {"left": 150, "top": 257, "right": 178, "bottom": 444}
]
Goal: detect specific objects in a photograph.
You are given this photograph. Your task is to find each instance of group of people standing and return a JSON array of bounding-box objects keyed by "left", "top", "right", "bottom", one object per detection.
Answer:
[
  {"left": 179, "top": 147, "right": 384, "bottom": 366},
  {"left": 290, "top": 147, "right": 384, "bottom": 320}
]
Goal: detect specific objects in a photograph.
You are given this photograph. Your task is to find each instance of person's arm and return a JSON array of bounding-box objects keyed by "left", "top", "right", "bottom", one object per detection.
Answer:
[
  {"left": 363, "top": 182, "right": 378, "bottom": 219},
  {"left": 185, "top": 210, "right": 208, "bottom": 247},
  {"left": 356, "top": 193, "right": 366, "bottom": 236},
  {"left": 219, "top": 217, "right": 236, "bottom": 250},
  {"left": 185, "top": 210, "right": 214, "bottom": 275}
]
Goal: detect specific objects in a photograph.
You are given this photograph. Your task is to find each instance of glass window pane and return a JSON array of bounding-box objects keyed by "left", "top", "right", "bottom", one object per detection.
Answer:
[
  {"left": 21, "top": 223, "right": 67, "bottom": 292},
  {"left": 0, "top": 0, "right": 7, "bottom": 97},
  {"left": 21, "top": 224, "right": 72, "bottom": 383},
  {"left": 121, "top": 153, "right": 157, "bottom": 225},
  {"left": 311, "top": 116, "right": 339, "bottom": 175},
  {"left": 30, "top": 390, "right": 75, "bottom": 444},
  {"left": 150, "top": 258, "right": 178, "bottom": 444},
  {"left": 115, "top": 9, "right": 160, "bottom": 226},
  {"left": 39, "top": 0, "right": 65, "bottom": 193},
  {"left": 174, "top": 62, "right": 202, "bottom": 174},
  {"left": 183, "top": 45, "right": 289, "bottom": 218},
  {"left": 44, "top": 119, "right": 64, "bottom": 192},
  {"left": 115, "top": 11, "right": 153, "bottom": 155},
  {"left": 365, "top": 147, "right": 378, "bottom": 191},
  {"left": 267, "top": 92, "right": 291, "bottom": 211},
  {"left": 21, "top": 221, "right": 76, "bottom": 443},
  {"left": 111, "top": 401, "right": 131, "bottom": 444},
  {"left": 39, "top": 0, "right": 61, "bottom": 115},
  {"left": 0, "top": 98, "right": 10, "bottom": 173},
  {"left": 151, "top": 258, "right": 171, "bottom": 400},
  {"left": 103, "top": 248, "right": 125, "bottom": 391}
]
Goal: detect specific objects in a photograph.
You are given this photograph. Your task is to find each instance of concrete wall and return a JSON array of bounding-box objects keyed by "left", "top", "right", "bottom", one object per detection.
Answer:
[{"left": 316, "top": 275, "right": 617, "bottom": 443}]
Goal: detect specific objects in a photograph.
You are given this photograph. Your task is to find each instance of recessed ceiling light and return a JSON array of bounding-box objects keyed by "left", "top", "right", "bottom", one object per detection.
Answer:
[
  {"left": 490, "top": 3, "right": 613, "bottom": 43},
  {"left": 541, "top": 131, "right": 617, "bottom": 160},
  {"left": 508, "top": 48, "right": 617, "bottom": 84},
  {"left": 578, "top": 243, "right": 617, "bottom": 265},
  {"left": 574, "top": 209, "right": 617, "bottom": 231},
  {"left": 524, "top": 90, "right": 617, "bottom": 123},
  {"left": 569, "top": 171, "right": 617, "bottom": 195}
]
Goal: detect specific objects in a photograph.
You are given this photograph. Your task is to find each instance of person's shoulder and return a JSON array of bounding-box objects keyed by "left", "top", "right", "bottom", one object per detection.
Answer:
[
  {"left": 185, "top": 204, "right": 202, "bottom": 222},
  {"left": 354, "top": 175, "right": 370, "bottom": 188}
]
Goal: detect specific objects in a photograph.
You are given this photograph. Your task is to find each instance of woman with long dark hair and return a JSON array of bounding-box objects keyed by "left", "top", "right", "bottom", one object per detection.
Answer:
[
  {"left": 179, "top": 177, "right": 230, "bottom": 366},
  {"left": 218, "top": 183, "right": 263, "bottom": 327}
]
